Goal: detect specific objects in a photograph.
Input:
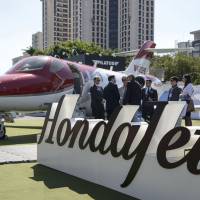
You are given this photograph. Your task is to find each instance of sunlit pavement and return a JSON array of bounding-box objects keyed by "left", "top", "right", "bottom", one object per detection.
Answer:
[{"left": 0, "top": 144, "right": 36, "bottom": 164}]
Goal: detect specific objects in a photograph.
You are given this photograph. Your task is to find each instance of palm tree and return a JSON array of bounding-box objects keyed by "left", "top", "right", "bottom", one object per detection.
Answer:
[{"left": 23, "top": 46, "right": 36, "bottom": 56}]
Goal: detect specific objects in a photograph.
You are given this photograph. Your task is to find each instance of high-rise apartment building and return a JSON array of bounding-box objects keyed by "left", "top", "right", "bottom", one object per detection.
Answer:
[
  {"left": 119, "top": 0, "right": 154, "bottom": 51},
  {"left": 41, "top": 0, "right": 109, "bottom": 49},
  {"left": 91, "top": 0, "right": 109, "bottom": 48},
  {"left": 72, "top": 0, "right": 109, "bottom": 48},
  {"left": 41, "top": 0, "right": 53, "bottom": 49},
  {"left": 41, "top": 0, "right": 72, "bottom": 49},
  {"left": 41, "top": 0, "right": 154, "bottom": 51},
  {"left": 32, "top": 32, "right": 43, "bottom": 50}
]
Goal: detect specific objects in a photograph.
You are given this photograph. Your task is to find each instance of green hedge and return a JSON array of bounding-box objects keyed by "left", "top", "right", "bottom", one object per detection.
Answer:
[{"left": 151, "top": 54, "right": 200, "bottom": 84}]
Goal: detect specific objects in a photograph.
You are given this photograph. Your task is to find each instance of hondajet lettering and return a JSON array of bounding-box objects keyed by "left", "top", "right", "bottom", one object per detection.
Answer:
[{"left": 38, "top": 95, "right": 200, "bottom": 187}]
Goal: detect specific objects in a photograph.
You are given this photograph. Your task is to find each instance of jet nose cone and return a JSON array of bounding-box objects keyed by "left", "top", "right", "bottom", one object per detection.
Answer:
[
  {"left": 0, "top": 73, "right": 47, "bottom": 95},
  {"left": 0, "top": 74, "right": 23, "bottom": 95},
  {"left": 0, "top": 72, "right": 57, "bottom": 96}
]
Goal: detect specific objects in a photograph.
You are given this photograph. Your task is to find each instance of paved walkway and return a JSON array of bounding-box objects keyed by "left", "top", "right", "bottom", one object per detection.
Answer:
[{"left": 0, "top": 144, "right": 37, "bottom": 164}]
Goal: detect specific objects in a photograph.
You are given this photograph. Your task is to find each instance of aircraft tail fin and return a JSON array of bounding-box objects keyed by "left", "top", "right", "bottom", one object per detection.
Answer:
[{"left": 125, "top": 41, "right": 156, "bottom": 76}]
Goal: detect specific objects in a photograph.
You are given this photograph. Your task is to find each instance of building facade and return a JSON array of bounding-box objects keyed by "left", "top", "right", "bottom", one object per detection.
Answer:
[
  {"left": 109, "top": 0, "right": 119, "bottom": 49},
  {"left": 41, "top": 0, "right": 154, "bottom": 51},
  {"left": 190, "top": 30, "right": 200, "bottom": 57},
  {"left": 41, "top": 0, "right": 72, "bottom": 49},
  {"left": 177, "top": 41, "right": 192, "bottom": 49},
  {"left": 118, "top": 0, "right": 154, "bottom": 51},
  {"left": 72, "top": 0, "right": 109, "bottom": 49},
  {"left": 32, "top": 32, "right": 43, "bottom": 50},
  {"left": 177, "top": 41, "right": 192, "bottom": 56},
  {"left": 41, "top": 0, "right": 54, "bottom": 49}
]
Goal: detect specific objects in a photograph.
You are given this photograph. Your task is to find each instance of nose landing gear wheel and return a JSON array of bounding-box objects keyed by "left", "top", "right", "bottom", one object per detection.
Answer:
[{"left": 0, "top": 123, "right": 6, "bottom": 140}]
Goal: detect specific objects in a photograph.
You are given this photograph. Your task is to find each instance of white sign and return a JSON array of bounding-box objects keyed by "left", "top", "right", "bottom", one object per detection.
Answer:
[
  {"left": 38, "top": 95, "right": 200, "bottom": 200},
  {"left": 92, "top": 60, "right": 119, "bottom": 66}
]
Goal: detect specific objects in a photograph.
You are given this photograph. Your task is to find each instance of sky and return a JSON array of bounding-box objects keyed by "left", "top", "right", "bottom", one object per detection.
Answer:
[{"left": 0, "top": 0, "right": 199, "bottom": 74}]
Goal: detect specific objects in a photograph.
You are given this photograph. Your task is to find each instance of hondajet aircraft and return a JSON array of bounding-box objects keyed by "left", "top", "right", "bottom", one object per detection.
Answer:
[
  {"left": 0, "top": 41, "right": 160, "bottom": 112},
  {"left": 0, "top": 40, "right": 192, "bottom": 136}
]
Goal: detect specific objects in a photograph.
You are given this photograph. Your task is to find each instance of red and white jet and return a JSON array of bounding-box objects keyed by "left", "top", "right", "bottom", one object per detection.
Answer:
[{"left": 0, "top": 41, "right": 162, "bottom": 115}]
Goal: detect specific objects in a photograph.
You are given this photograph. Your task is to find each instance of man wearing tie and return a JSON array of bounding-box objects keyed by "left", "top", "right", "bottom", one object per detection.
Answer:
[{"left": 141, "top": 79, "right": 158, "bottom": 122}]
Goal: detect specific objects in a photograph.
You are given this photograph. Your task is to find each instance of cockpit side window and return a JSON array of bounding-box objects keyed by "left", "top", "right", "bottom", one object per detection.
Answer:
[
  {"left": 50, "top": 60, "right": 65, "bottom": 73},
  {"left": 15, "top": 57, "right": 48, "bottom": 72}
]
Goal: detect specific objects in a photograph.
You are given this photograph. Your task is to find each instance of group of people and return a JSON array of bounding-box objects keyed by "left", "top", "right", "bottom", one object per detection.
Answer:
[
  {"left": 168, "top": 74, "right": 194, "bottom": 126},
  {"left": 90, "top": 73, "right": 194, "bottom": 126},
  {"left": 90, "top": 75, "right": 121, "bottom": 120},
  {"left": 90, "top": 74, "right": 157, "bottom": 122}
]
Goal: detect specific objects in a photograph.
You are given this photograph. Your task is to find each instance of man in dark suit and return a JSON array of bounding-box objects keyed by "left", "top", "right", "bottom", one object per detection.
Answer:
[
  {"left": 104, "top": 75, "right": 120, "bottom": 119},
  {"left": 123, "top": 74, "right": 142, "bottom": 105},
  {"left": 142, "top": 79, "right": 158, "bottom": 122},
  {"left": 90, "top": 76, "right": 105, "bottom": 119},
  {"left": 168, "top": 76, "right": 182, "bottom": 101}
]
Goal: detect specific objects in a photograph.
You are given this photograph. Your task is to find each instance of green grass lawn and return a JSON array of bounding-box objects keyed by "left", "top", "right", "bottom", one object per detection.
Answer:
[
  {"left": 5, "top": 118, "right": 44, "bottom": 128},
  {"left": 0, "top": 163, "right": 138, "bottom": 200},
  {"left": 0, "top": 118, "right": 44, "bottom": 146},
  {"left": 190, "top": 120, "right": 200, "bottom": 126}
]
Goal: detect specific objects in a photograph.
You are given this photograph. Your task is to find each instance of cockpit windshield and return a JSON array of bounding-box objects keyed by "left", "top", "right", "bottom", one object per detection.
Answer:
[
  {"left": 14, "top": 57, "right": 48, "bottom": 72},
  {"left": 50, "top": 59, "right": 65, "bottom": 73}
]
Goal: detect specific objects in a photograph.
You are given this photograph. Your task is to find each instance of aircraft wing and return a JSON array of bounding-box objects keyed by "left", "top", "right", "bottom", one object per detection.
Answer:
[
  {"left": 112, "top": 50, "right": 139, "bottom": 57},
  {"left": 113, "top": 47, "right": 194, "bottom": 57},
  {"left": 145, "top": 47, "right": 194, "bottom": 53}
]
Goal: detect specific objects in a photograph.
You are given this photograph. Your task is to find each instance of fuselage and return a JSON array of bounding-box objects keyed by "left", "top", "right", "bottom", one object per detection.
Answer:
[{"left": 0, "top": 56, "right": 125, "bottom": 112}]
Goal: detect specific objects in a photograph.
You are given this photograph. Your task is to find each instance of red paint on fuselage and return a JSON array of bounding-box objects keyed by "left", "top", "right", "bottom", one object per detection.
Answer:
[{"left": 0, "top": 56, "right": 76, "bottom": 96}]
